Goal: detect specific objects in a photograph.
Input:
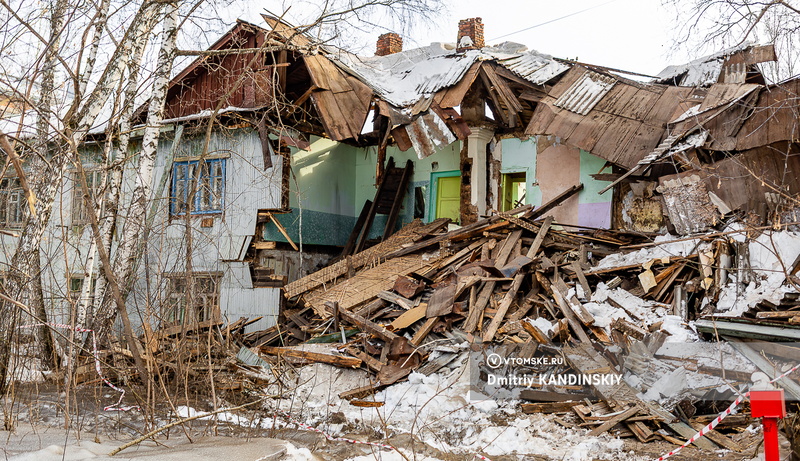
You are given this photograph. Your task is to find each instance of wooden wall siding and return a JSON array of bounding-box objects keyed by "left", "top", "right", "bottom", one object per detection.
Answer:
[
  {"left": 735, "top": 79, "right": 800, "bottom": 151},
  {"left": 525, "top": 66, "right": 697, "bottom": 169},
  {"left": 669, "top": 83, "right": 761, "bottom": 152},
  {"left": 304, "top": 55, "right": 373, "bottom": 141},
  {"left": 164, "top": 28, "right": 272, "bottom": 120}
]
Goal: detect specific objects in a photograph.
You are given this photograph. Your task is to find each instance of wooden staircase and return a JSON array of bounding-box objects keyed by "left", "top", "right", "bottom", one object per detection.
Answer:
[{"left": 341, "top": 157, "right": 414, "bottom": 257}]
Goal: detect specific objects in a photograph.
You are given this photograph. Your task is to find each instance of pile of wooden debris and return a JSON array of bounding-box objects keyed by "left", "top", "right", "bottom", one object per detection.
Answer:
[{"left": 242, "top": 203, "right": 800, "bottom": 451}]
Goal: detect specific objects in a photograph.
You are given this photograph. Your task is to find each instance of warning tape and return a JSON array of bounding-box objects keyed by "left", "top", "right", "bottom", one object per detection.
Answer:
[
  {"left": 276, "top": 409, "right": 493, "bottom": 460},
  {"left": 18, "top": 322, "right": 139, "bottom": 412},
  {"left": 655, "top": 362, "right": 800, "bottom": 461}
]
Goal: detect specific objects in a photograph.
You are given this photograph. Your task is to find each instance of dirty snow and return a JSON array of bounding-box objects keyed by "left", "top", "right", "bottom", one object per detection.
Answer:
[
  {"left": 593, "top": 234, "right": 707, "bottom": 270},
  {"left": 715, "top": 230, "right": 800, "bottom": 316}
]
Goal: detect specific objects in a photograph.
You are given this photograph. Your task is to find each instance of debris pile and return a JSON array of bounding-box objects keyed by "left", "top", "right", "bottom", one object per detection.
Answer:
[{"left": 257, "top": 203, "right": 800, "bottom": 452}]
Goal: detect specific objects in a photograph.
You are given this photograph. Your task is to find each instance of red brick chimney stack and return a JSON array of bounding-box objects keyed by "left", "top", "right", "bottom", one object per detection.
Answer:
[
  {"left": 457, "top": 18, "right": 484, "bottom": 52},
  {"left": 376, "top": 33, "right": 403, "bottom": 56}
]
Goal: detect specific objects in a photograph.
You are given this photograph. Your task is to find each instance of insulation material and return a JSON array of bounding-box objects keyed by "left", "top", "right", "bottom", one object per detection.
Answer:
[
  {"left": 657, "top": 174, "right": 719, "bottom": 235},
  {"left": 405, "top": 111, "right": 457, "bottom": 159}
]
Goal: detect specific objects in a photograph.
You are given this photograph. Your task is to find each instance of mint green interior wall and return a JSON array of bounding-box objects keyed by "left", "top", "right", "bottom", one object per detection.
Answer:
[
  {"left": 500, "top": 137, "right": 541, "bottom": 207},
  {"left": 579, "top": 150, "right": 613, "bottom": 203},
  {"left": 264, "top": 136, "right": 359, "bottom": 246},
  {"left": 265, "top": 138, "right": 461, "bottom": 246},
  {"left": 355, "top": 142, "right": 461, "bottom": 234}
]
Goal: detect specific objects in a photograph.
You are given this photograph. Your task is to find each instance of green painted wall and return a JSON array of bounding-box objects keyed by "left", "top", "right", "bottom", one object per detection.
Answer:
[
  {"left": 265, "top": 137, "right": 461, "bottom": 246},
  {"left": 499, "top": 137, "right": 541, "bottom": 207},
  {"left": 579, "top": 149, "right": 613, "bottom": 203},
  {"left": 264, "top": 136, "right": 359, "bottom": 246}
]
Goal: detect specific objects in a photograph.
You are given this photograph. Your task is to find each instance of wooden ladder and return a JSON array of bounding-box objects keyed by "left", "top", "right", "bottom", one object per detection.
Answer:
[{"left": 341, "top": 157, "right": 414, "bottom": 257}]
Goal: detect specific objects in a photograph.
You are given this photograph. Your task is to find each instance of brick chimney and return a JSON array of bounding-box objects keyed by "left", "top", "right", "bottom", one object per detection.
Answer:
[
  {"left": 457, "top": 18, "right": 484, "bottom": 52},
  {"left": 376, "top": 32, "right": 403, "bottom": 56}
]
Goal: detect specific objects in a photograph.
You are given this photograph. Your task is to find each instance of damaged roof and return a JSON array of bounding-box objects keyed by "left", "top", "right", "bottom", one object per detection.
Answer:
[
  {"left": 525, "top": 66, "right": 700, "bottom": 169},
  {"left": 331, "top": 41, "right": 569, "bottom": 108}
]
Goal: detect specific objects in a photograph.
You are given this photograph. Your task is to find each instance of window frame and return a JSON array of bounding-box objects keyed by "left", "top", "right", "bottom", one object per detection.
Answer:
[
  {"left": 170, "top": 157, "right": 226, "bottom": 217},
  {"left": 71, "top": 168, "right": 104, "bottom": 226},
  {"left": 163, "top": 272, "right": 222, "bottom": 325},
  {"left": 0, "top": 176, "right": 26, "bottom": 229}
]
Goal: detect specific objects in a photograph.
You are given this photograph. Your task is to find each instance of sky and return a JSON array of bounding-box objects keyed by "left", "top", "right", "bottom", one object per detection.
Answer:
[
  {"left": 410, "top": 0, "right": 691, "bottom": 76},
  {"left": 224, "top": 0, "right": 701, "bottom": 78}
]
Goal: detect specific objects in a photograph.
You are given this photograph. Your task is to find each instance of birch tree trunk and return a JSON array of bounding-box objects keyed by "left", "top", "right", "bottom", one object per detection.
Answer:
[
  {"left": 0, "top": 0, "right": 164, "bottom": 394},
  {"left": 94, "top": 0, "right": 180, "bottom": 341}
]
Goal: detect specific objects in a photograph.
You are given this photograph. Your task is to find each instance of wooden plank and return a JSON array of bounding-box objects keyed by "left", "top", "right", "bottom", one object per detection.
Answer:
[
  {"left": 259, "top": 346, "right": 362, "bottom": 368},
  {"left": 338, "top": 307, "right": 400, "bottom": 343},
  {"left": 411, "top": 317, "right": 439, "bottom": 346},
  {"left": 464, "top": 230, "right": 525, "bottom": 332},
  {"left": 390, "top": 303, "right": 428, "bottom": 330},
  {"left": 756, "top": 310, "right": 800, "bottom": 319},
  {"left": 588, "top": 405, "right": 640, "bottom": 436},
  {"left": 266, "top": 212, "right": 298, "bottom": 251},
  {"left": 426, "top": 284, "right": 456, "bottom": 317},
  {"left": 344, "top": 346, "right": 384, "bottom": 373},
  {"left": 520, "top": 401, "right": 587, "bottom": 414},
  {"left": 553, "top": 275, "right": 594, "bottom": 326},
  {"left": 725, "top": 337, "right": 800, "bottom": 400},
  {"left": 570, "top": 261, "right": 592, "bottom": 301},
  {"left": 482, "top": 220, "right": 553, "bottom": 342},
  {"left": 689, "top": 422, "right": 743, "bottom": 451}
]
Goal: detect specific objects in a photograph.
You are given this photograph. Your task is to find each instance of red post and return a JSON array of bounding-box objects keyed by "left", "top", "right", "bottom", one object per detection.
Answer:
[{"left": 750, "top": 389, "right": 787, "bottom": 461}]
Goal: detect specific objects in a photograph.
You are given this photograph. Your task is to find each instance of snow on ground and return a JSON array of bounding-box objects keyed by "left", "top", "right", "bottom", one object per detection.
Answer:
[
  {"left": 249, "top": 356, "right": 641, "bottom": 460},
  {"left": 3, "top": 423, "right": 314, "bottom": 460},
  {"left": 716, "top": 230, "right": 800, "bottom": 316}
]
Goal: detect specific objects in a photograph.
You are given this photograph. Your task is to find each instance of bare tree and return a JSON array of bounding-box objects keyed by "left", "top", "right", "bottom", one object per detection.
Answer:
[
  {"left": 665, "top": 0, "right": 800, "bottom": 80},
  {"left": 0, "top": 0, "right": 445, "bottom": 402}
]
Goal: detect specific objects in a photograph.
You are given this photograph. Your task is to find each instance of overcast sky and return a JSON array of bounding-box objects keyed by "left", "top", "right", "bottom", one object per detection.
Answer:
[
  {"left": 229, "top": 0, "right": 702, "bottom": 77},
  {"left": 409, "top": 0, "right": 691, "bottom": 77}
]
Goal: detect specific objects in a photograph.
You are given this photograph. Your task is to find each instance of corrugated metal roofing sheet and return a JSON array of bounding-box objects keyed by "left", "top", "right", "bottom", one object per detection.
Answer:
[
  {"left": 494, "top": 53, "right": 570, "bottom": 86},
  {"left": 553, "top": 71, "right": 616, "bottom": 115},
  {"left": 333, "top": 43, "right": 569, "bottom": 108}
]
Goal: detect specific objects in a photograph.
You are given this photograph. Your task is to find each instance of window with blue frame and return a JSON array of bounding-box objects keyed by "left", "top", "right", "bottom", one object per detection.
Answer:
[{"left": 170, "top": 158, "right": 226, "bottom": 215}]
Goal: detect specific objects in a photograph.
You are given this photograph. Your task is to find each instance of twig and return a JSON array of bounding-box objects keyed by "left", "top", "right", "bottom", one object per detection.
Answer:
[{"left": 109, "top": 397, "right": 269, "bottom": 456}]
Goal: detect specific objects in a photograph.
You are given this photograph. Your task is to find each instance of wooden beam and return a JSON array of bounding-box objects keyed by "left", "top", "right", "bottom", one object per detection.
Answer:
[
  {"left": 266, "top": 212, "right": 298, "bottom": 251},
  {"left": 260, "top": 346, "right": 362, "bottom": 368}
]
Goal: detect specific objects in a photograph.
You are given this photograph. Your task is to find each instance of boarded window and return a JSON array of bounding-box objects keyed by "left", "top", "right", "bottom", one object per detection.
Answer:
[{"left": 170, "top": 158, "right": 226, "bottom": 216}]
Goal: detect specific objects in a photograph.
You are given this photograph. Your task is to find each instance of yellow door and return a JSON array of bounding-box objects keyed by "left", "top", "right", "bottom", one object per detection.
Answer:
[{"left": 436, "top": 176, "right": 461, "bottom": 223}]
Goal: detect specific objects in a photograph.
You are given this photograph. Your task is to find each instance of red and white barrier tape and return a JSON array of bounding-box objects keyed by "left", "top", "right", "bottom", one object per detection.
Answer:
[
  {"left": 18, "top": 322, "right": 138, "bottom": 412},
  {"left": 275, "top": 409, "right": 493, "bottom": 460},
  {"left": 655, "top": 362, "right": 800, "bottom": 461}
]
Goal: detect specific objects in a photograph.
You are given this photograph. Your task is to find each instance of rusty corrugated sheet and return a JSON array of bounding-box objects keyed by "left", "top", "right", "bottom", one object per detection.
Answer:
[
  {"left": 405, "top": 110, "right": 457, "bottom": 159},
  {"left": 525, "top": 66, "right": 698, "bottom": 169}
]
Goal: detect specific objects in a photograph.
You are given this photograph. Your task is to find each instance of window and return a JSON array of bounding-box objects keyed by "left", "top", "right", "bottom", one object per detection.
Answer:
[
  {"left": 164, "top": 273, "right": 221, "bottom": 325},
  {"left": 171, "top": 158, "right": 225, "bottom": 216},
  {"left": 72, "top": 169, "right": 104, "bottom": 226},
  {"left": 68, "top": 275, "right": 97, "bottom": 303},
  {"left": 0, "top": 177, "right": 26, "bottom": 228}
]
